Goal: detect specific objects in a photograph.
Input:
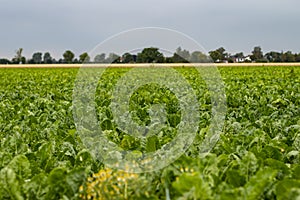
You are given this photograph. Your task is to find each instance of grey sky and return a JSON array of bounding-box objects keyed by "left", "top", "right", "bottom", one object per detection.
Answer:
[{"left": 0, "top": 0, "right": 299, "bottom": 59}]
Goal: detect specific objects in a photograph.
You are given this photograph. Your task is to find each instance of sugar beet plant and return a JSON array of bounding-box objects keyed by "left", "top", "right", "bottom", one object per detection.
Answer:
[{"left": 0, "top": 66, "right": 300, "bottom": 199}]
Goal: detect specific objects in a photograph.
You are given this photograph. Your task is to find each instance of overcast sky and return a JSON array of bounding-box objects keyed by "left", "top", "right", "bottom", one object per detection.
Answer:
[{"left": 0, "top": 0, "right": 299, "bottom": 59}]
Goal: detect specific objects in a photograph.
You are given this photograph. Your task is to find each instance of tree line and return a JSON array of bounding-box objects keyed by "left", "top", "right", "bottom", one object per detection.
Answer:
[{"left": 1, "top": 46, "right": 300, "bottom": 64}]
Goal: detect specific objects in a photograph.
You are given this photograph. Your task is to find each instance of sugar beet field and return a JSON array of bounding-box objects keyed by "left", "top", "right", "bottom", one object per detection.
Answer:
[{"left": 1, "top": 65, "right": 300, "bottom": 199}]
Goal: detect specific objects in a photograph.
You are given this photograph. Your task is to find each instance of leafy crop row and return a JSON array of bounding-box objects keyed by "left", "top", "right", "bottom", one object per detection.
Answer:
[{"left": 0, "top": 66, "right": 300, "bottom": 199}]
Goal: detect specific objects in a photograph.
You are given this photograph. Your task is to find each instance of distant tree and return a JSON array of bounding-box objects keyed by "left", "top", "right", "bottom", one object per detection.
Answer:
[
  {"left": 58, "top": 58, "right": 64, "bottom": 64},
  {"left": 250, "top": 46, "right": 263, "bottom": 62},
  {"left": 121, "top": 53, "right": 135, "bottom": 63},
  {"left": 175, "top": 47, "right": 190, "bottom": 61},
  {"left": 94, "top": 53, "right": 106, "bottom": 63},
  {"left": 189, "top": 51, "right": 210, "bottom": 63},
  {"left": 12, "top": 48, "right": 26, "bottom": 64},
  {"left": 230, "top": 52, "right": 244, "bottom": 63},
  {"left": 79, "top": 52, "right": 90, "bottom": 63},
  {"left": 284, "top": 51, "right": 296, "bottom": 62},
  {"left": 137, "top": 47, "right": 164, "bottom": 63},
  {"left": 63, "top": 50, "right": 75, "bottom": 63},
  {"left": 106, "top": 53, "right": 120, "bottom": 63},
  {"left": 27, "top": 59, "right": 34, "bottom": 64},
  {"left": 234, "top": 52, "right": 244, "bottom": 58},
  {"left": 209, "top": 47, "right": 227, "bottom": 62},
  {"left": 15, "top": 48, "right": 23, "bottom": 61},
  {"left": 0, "top": 58, "right": 11, "bottom": 64},
  {"left": 265, "top": 51, "right": 282, "bottom": 62},
  {"left": 171, "top": 53, "right": 189, "bottom": 63},
  {"left": 73, "top": 58, "right": 80, "bottom": 63},
  {"left": 43, "top": 52, "right": 53, "bottom": 64},
  {"left": 170, "top": 47, "right": 190, "bottom": 63},
  {"left": 226, "top": 56, "right": 234, "bottom": 63},
  {"left": 165, "top": 56, "right": 174, "bottom": 63},
  {"left": 209, "top": 51, "right": 222, "bottom": 62},
  {"left": 295, "top": 54, "right": 300, "bottom": 62},
  {"left": 31, "top": 52, "right": 42, "bottom": 64}
]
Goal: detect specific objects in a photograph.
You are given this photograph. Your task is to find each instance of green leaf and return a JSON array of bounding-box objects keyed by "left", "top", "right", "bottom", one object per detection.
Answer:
[
  {"left": 146, "top": 135, "right": 160, "bottom": 152},
  {"left": 75, "top": 149, "right": 94, "bottom": 167},
  {"left": 120, "top": 135, "right": 140, "bottom": 150},
  {"left": 240, "top": 151, "right": 258, "bottom": 179},
  {"left": 7, "top": 154, "right": 31, "bottom": 180},
  {"left": 264, "top": 158, "right": 290, "bottom": 179},
  {"left": 172, "top": 172, "right": 212, "bottom": 199},
  {"left": 245, "top": 168, "right": 277, "bottom": 200},
  {"left": 45, "top": 167, "right": 68, "bottom": 199},
  {"left": 65, "top": 167, "right": 87, "bottom": 196},
  {"left": 24, "top": 173, "right": 48, "bottom": 199},
  {"left": 0, "top": 151, "right": 13, "bottom": 168},
  {"left": 226, "top": 169, "right": 246, "bottom": 187},
  {"left": 292, "top": 165, "right": 300, "bottom": 180},
  {"left": 0, "top": 167, "right": 24, "bottom": 200},
  {"left": 220, "top": 187, "right": 244, "bottom": 200},
  {"left": 276, "top": 179, "right": 300, "bottom": 200},
  {"left": 35, "top": 142, "right": 55, "bottom": 172}
]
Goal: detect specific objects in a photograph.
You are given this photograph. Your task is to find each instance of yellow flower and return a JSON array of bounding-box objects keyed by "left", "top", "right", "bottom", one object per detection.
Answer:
[{"left": 79, "top": 167, "right": 140, "bottom": 200}]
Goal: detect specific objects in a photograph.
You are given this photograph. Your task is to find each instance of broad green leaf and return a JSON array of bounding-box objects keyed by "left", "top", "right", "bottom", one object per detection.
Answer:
[
  {"left": 7, "top": 154, "right": 31, "bottom": 180},
  {"left": 245, "top": 168, "right": 277, "bottom": 200},
  {"left": 172, "top": 172, "right": 212, "bottom": 199},
  {"left": 276, "top": 179, "right": 300, "bottom": 200},
  {"left": 24, "top": 173, "right": 48, "bottom": 199},
  {"left": 0, "top": 167, "right": 24, "bottom": 200}
]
